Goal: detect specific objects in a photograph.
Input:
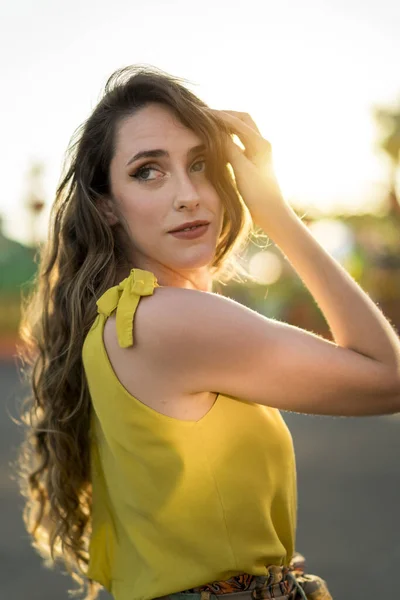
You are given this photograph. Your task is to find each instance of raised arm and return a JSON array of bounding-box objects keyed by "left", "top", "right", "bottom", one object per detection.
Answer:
[
  {"left": 214, "top": 109, "right": 400, "bottom": 374},
  {"left": 259, "top": 203, "right": 400, "bottom": 371},
  {"left": 139, "top": 284, "right": 400, "bottom": 417},
  {"left": 134, "top": 111, "right": 400, "bottom": 417}
]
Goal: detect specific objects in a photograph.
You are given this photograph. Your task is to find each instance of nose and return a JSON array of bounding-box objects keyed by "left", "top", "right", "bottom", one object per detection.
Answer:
[{"left": 173, "top": 171, "right": 201, "bottom": 210}]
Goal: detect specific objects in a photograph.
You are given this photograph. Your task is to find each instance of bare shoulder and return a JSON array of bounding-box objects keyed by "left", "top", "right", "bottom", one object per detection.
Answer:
[
  {"left": 135, "top": 285, "right": 265, "bottom": 355},
  {"left": 134, "top": 286, "right": 399, "bottom": 417}
]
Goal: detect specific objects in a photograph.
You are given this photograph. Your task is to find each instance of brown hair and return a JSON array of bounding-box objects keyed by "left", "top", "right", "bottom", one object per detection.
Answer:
[{"left": 16, "top": 65, "right": 254, "bottom": 598}]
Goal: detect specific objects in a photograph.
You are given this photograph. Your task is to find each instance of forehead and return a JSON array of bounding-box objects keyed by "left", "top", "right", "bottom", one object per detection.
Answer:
[{"left": 114, "top": 103, "right": 202, "bottom": 160}]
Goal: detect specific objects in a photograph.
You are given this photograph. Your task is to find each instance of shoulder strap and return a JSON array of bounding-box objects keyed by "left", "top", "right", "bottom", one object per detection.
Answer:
[{"left": 96, "top": 268, "right": 159, "bottom": 348}]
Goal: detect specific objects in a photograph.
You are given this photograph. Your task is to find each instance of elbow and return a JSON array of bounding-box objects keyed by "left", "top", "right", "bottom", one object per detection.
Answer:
[{"left": 362, "top": 367, "right": 400, "bottom": 416}]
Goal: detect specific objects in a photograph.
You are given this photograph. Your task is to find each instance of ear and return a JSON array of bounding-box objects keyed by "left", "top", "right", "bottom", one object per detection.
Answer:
[{"left": 98, "top": 197, "right": 119, "bottom": 226}]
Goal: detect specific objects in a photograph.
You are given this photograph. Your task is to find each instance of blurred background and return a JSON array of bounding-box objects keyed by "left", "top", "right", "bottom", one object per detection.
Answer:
[{"left": 1, "top": 0, "right": 400, "bottom": 598}]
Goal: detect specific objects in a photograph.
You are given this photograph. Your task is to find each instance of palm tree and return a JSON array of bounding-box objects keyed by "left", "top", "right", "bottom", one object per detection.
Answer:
[{"left": 374, "top": 105, "right": 400, "bottom": 216}]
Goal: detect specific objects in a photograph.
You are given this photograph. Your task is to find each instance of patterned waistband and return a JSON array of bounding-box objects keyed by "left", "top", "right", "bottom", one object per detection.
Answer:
[
  {"left": 181, "top": 565, "right": 296, "bottom": 597},
  {"left": 156, "top": 554, "right": 332, "bottom": 600}
]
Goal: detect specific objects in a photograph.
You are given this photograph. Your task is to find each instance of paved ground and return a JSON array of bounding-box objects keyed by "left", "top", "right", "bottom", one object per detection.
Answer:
[{"left": 1, "top": 359, "right": 399, "bottom": 599}]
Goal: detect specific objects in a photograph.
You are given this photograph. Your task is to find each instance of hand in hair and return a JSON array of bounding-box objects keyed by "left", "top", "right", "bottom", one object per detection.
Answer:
[{"left": 212, "top": 110, "right": 293, "bottom": 230}]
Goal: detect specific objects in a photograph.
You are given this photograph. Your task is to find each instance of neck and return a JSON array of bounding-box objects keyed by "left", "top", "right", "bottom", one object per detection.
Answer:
[{"left": 116, "top": 261, "right": 214, "bottom": 292}]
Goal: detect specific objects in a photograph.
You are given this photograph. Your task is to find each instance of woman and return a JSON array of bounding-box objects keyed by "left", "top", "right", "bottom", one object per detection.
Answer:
[{"left": 17, "top": 65, "right": 400, "bottom": 600}]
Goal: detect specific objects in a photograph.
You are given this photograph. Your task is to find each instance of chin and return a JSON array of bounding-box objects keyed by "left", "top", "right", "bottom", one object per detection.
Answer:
[{"left": 167, "top": 247, "right": 217, "bottom": 272}]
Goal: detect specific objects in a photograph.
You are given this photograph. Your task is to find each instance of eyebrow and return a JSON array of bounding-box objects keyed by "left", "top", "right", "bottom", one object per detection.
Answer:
[{"left": 126, "top": 144, "right": 206, "bottom": 167}]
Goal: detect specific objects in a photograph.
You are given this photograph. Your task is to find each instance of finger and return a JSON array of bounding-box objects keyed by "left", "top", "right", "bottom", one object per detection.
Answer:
[
  {"left": 220, "top": 110, "right": 262, "bottom": 135},
  {"left": 212, "top": 109, "right": 260, "bottom": 139},
  {"left": 212, "top": 110, "right": 270, "bottom": 161},
  {"left": 221, "top": 133, "right": 246, "bottom": 167},
  {"left": 211, "top": 109, "right": 261, "bottom": 138}
]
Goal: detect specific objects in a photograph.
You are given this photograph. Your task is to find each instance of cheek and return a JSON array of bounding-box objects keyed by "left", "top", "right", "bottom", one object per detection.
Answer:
[
  {"left": 119, "top": 189, "right": 160, "bottom": 228},
  {"left": 202, "top": 181, "right": 222, "bottom": 210},
  {"left": 214, "top": 193, "right": 225, "bottom": 225},
  {"left": 120, "top": 200, "right": 160, "bottom": 252}
]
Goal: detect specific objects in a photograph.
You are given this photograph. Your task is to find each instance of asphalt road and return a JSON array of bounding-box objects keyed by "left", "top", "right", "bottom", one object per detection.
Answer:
[{"left": 1, "top": 360, "right": 399, "bottom": 599}]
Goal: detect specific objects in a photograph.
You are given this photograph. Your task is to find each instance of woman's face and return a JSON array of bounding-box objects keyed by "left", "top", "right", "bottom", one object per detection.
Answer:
[{"left": 108, "top": 102, "right": 224, "bottom": 289}]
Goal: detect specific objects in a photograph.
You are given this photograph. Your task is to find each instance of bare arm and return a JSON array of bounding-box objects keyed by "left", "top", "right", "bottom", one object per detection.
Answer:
[
  {"left": 260, "top": 203, "right": 400, "bottom": 373},
  {"left": 214, "top": 108, "right": 400, "bottom": 375},
  {"left": 132, "top": 111, "right": 400, "bottom": 417},
  {"left": 137, "top": 284, "right": 400, "bottom": 417}
]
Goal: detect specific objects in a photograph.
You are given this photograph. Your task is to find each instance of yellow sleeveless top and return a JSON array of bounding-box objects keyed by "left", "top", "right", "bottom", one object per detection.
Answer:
[{"left": 82, "top": 268, "right": 297, "bottom": 600}]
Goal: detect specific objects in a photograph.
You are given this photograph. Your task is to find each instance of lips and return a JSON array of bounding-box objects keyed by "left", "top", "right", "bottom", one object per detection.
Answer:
[{"left": 168, "top": 220, "right": 210, "bottom": 233}]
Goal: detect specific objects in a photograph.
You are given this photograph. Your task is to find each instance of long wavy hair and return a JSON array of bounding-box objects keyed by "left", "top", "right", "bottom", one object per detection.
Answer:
[{"left": 16, "top": 65, "right": 254, "bottom": 598}]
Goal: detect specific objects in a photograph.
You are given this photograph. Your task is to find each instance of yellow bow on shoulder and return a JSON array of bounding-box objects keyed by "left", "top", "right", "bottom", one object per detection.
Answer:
[{"left": 96, "top": 268, "right": 159, "bottom": 348}]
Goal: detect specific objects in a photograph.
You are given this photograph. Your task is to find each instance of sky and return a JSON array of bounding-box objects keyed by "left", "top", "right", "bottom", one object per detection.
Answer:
[{"left": 1, "top": 0, "right": 400, "bottom": 245}]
